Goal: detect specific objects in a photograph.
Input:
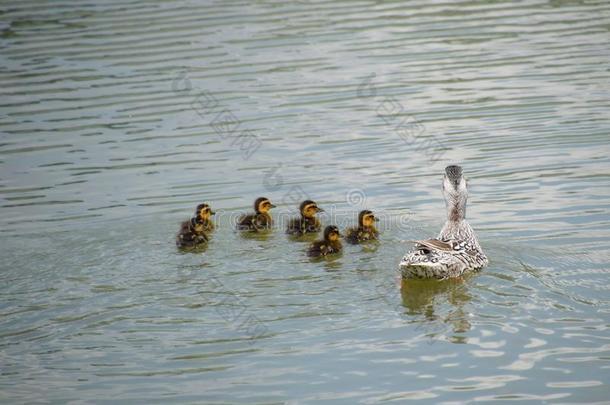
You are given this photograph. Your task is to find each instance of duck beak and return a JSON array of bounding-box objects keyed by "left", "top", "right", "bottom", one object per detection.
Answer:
[
  {"left": 374, "top": 217, "right": 379, "bottom": 222},
  {"left": 210, "top": 211, "right": 216, "bottom": 215},
  {"left": 316, "top": 207, "right": 324, "bottom": 213},
  {"left": 269, "top": 204, "right": 277, "bottom": 208}
]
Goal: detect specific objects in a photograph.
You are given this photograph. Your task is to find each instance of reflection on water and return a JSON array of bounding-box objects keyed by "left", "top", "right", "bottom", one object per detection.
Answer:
[
  {"left": 287, "top": 232, "right": 319, "bottom": 244},
  {"left": 319, "top": 255, "right": 344, "bottom": 271},
  {"left": 237, "top": 229, "right": 274, "bottom": 242},
  {"left": 401, "top": 278, "right": 473, "bottom": 339},
  {"left": 358, "top": 241, "right": 380, "bottom": 254}
]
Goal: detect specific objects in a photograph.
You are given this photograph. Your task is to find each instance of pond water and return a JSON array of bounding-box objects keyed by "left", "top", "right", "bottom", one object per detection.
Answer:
[{"left": 1, "top": 0, "right": 610, "bottom": 403}]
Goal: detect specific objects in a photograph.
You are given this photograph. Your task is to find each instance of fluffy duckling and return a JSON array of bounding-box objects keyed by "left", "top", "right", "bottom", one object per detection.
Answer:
[
  {"left": 176, "top": 203, "right": 215, "bottom": 248},
  {"left": 176, "top": 217, "right": 209, "bottom": 248},
  {"left": 193, "top": 203, "right": 215, "bottom": 232},
  {"left": 345, "top": 210, "right": 379, "bottom": 244},
  {"left": 308, "top": 225, "right": 342, "bottom": 257},
  {"left": 286, "top": 200, "right": 324, "bottom": 235},
  {"left": 237, "top": 197, "right": 276, "bottom": 231}
]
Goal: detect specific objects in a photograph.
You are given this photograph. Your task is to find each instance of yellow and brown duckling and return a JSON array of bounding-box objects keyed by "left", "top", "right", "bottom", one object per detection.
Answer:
[
  {"left": 307, "top": 225, "right": 343, "bottom": 257},
  {"left": 176, "top": 203, "right": 215, "bottom": 248},
  {"left": 237, "top": 197, "right": 276, "bottom": 231},
  {"left": 345, "top": 210, "right": 379, "bottom": 244},
  {"left": 193, "top": 203, "right": 215, "bottom": 232},
  {"left": 286, "top": 200, "right": 324, "bottom": 235}
]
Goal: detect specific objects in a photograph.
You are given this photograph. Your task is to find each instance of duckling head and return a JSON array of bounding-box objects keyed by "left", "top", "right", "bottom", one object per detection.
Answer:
[
  {"left": 358, "top": 210, "right": 378, "bottom": 228},
  {"left": 443, "top": 165, "right": 467, "bottom": 221},
  {"left": 324, "top": 225, "right": 341, "bottom": 242},
  {"left": 195, "top": 203, "right": 215, "bottom": 221},
  {"left": 254, "top": 197, "right": 276, "bottom": 214},
  {"left": 300, "top": 200, "right": 324, "bottom": 218}
]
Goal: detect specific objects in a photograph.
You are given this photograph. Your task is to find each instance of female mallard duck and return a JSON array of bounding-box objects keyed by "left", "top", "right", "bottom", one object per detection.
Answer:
[
  {"left": 308, "top": 225, "right": 342, "bottom": 257},
  {"left": 345, "top": 210, "right": 379, "bottom": 244},
  {"left": 286, "top": 200, "right": 324, "bottom": 235},
  {"left": 399, "top": 165, "right": 488, "bottom": 279},
  {"left": 237, "top": 197, "right": 276, "bottom": 231},
  {"left": 176, "top": 203, "right": 215, "bottom": 248}
]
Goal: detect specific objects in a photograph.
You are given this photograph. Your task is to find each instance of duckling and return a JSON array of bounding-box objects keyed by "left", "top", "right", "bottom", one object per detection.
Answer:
[
  {"left": 193, "top": 203, "right": 215, "bottom": 232},
  {"left": 345, "top": 210, "right": 379, "bottom": 244},
  {"left": 176, "top": 203, "right": 215, "bottom": 248},
  {"left": 237, "top": 197, "right": 276, "bottom": 231},
  {"left": 399, "top": 165, "right": 488, "bottom": 279},
  {"left": 286, "top": 200, "right": 324, "bottom": 235},
  {"left": 308, "top": 225, "right": 343, "bottom": 257},
  {"left": 176, "top": 217, "right": 209, "bottom": 248}
]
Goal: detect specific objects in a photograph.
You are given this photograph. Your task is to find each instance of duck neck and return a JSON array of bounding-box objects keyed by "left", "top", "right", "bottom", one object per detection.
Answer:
[
  {"left": 329, "top": 239, "right": 342, "bottom": 249},
  {"left": 446, "top": 194, "right": 466, "bottom": 222},
  {"left": 303, "top": 215, "right": 317, "bottom": 224},
  {"left": 190, "top": 218, "right": 203, "bottom": 232},
  {"left": 361, "top": 224, "right": 377, "bottom": 233}
]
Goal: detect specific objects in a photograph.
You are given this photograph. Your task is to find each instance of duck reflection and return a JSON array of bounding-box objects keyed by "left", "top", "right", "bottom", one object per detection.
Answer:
[
  {"left": 176, "top": 242, "right": 208, "bottom": 254},
  {"left": 287, "top": 232, "right": 318, "bottom": 243},
  {"left": 322, "top": 258, "right": 343, "bottom": 272},
  {"left": 400, "top": 277, "right": 473, "bottom": 338},
  {"left": 238, "top": 229, "right": 273, "bottom": 242}
]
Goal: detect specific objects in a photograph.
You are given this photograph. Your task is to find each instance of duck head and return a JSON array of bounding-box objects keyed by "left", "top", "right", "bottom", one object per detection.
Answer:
[
  {"left": 254, "top": 197, "right": 276, "bottom": 214},
  {"left": 324, "top": 225, "right": 341, "bottom": 242},
  {"left": 358, "top": 210, "right": 378, "bottom": 228},
  {"left": 300, "top": 200, "right": 324, "bottom": 218},
  {"left": 442, "top": 165, "right": 467, "bottom": 221},
  {"left": 195, "top": 203, "right": 215, "bottom": 221}
]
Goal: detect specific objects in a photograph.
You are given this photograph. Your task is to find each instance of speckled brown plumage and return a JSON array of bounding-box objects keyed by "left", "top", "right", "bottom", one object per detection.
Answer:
[
  {"left": 176, "top": 203, "right": 215, "bottom": 249},
  {"left": 286, "top": 200, "right": 324, "bottom": 235},
  {"left": 345, "top": 210, "right": 379, "bottom": 244},
  {"left": 400, "top": 166, "right": 488, "bottom": 279},
  {"left": 308, "top": 225, "right": 342, "bottom": 257},
  {"left": 237, "top": 197, "right": 276, "bottom": 232}
]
